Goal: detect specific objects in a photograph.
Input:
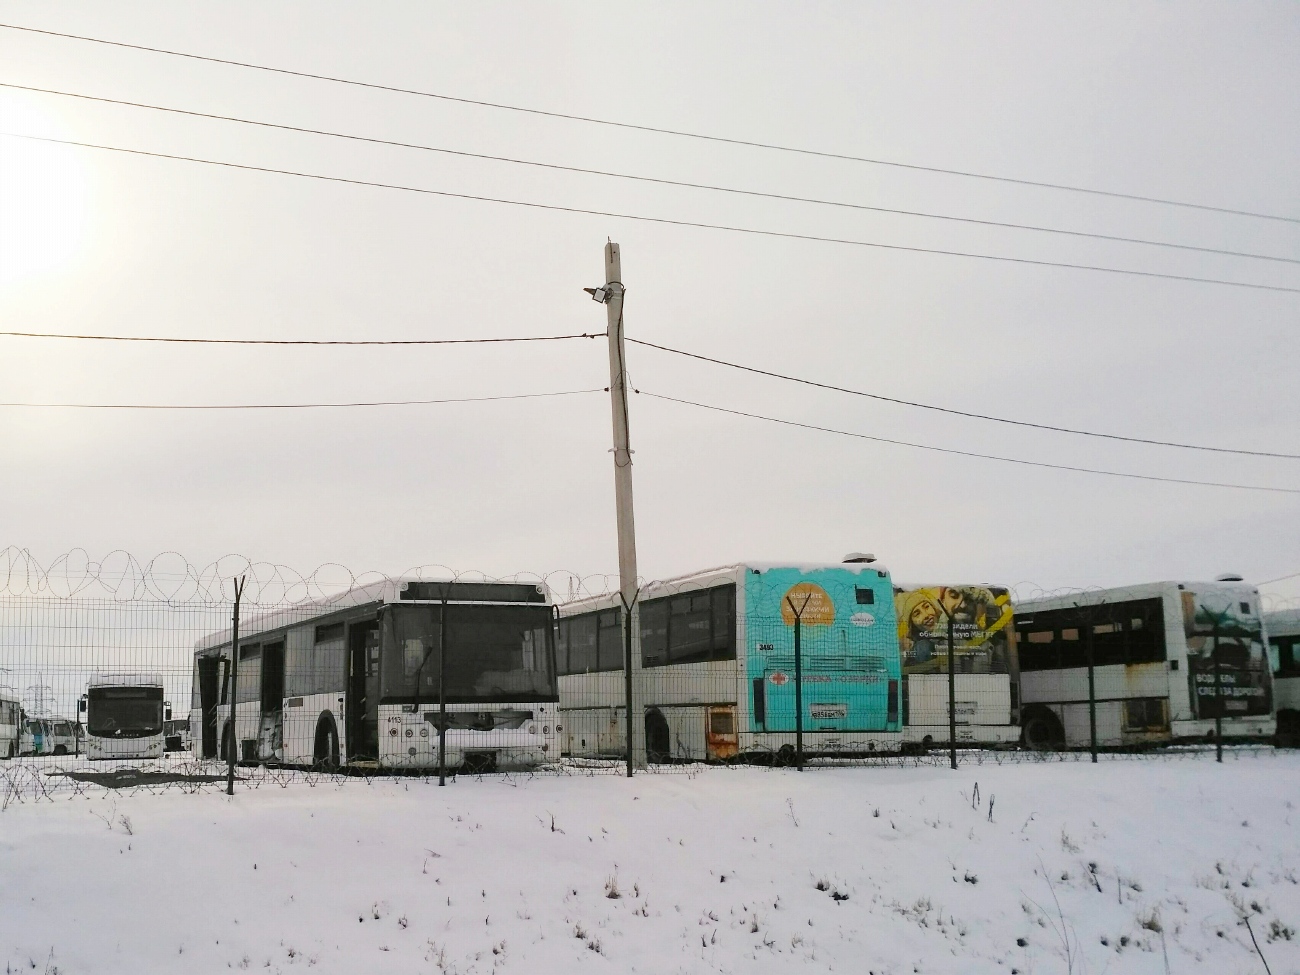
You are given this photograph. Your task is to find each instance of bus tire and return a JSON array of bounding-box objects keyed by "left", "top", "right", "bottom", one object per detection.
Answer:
[
  {"left": 1020, "top": 707, "right": 1065, "bottom": 750},
  {"left": 644, "top": 708, "right": 671, "bottom": 764},
  {"left": 313, "top": 717, "right": 340, "bottom": 772},
  {"left": 53, "top": 745, "right": 67, "bottom": 756}
]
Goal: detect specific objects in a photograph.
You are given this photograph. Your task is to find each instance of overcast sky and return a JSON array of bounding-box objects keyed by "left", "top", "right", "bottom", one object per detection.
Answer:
[{"left": 0, "top": 2, "right": 1297, "bottom": 604}]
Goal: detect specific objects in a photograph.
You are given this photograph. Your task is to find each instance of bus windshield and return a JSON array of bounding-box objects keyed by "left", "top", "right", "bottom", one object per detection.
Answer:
[
  {"left": 380, "top": 604, "right": 556, "bottom": 703},
  {"left": 87, "top": 687, "right": 164, "bottom": 738}
]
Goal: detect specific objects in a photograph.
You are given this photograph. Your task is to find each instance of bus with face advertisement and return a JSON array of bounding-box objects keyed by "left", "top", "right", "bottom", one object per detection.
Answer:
[
  {"left": 893, "top": 585, "right": 1018, "bottom": 748},
  {"left": 191, "top": 578, "right": 559, "bottom": 772},
  {"left": 1014, "top": 580, "right": 1274, "bottom": 748},
  {"left": 558, "top": 560, "right": 902, "bottom": 763}
]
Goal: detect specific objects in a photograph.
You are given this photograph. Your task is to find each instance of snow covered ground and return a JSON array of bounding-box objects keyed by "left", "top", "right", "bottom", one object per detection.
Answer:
[{"left": 3, "top": 752, "right": 1298, "bottom": 975}]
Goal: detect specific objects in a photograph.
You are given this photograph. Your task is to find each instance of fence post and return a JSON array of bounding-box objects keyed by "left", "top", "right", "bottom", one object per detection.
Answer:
[
  {"left": 619, "top": 591, "right": 638, "bottom": 778},
  {"left": 226, "top": 575, "right": 246, "bottom": 797},
  {"left": 438, "top": 591, "right": 449, "bottom": 787},
  {"left": 1213, "top": 618, "right": 1223, "bottom": 763},
  {"left": 947, "top": 614, "right": 957, "bottom": 770},
  {"left": 1087, "top": 620, "right": 1098, "bottom": 763},
  {"left": 785, "top": 593, "right": 811, "bottom": 772}
]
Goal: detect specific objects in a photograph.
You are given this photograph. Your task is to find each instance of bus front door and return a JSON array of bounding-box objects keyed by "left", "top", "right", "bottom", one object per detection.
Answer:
[
  {"left": 198, "top": 656, "right": 222, "bottom": 758},
  {"left": 347, "top": 621, "right": 379, "bottom": 761}
]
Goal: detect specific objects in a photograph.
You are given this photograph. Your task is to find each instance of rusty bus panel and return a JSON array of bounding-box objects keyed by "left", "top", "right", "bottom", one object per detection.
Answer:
[{"left": 706, "top": 706, "right": 738, "bottom": 760}]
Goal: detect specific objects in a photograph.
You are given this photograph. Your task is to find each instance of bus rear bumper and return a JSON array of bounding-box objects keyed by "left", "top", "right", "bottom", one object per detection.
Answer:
[
  {"left": 901, "top": 724, "right": 1019, "bottom": 745},
  {"left": 379, "top": 728, "right": 550, "bottom": 771}
]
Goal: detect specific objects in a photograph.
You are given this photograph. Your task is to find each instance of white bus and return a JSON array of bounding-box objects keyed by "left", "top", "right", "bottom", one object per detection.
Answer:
[
  {"left": 192, "top": 578, "right": 559, "bottom": 772},
  {"left": 1263, "top": 608, "right": 1300, "bottom": 745},
  {"left": 559, "top": 561, "right": 902, "bottom": 763},
  {"left": 1015, "top": 580, "right": 1274, "bottom": 748},
  {"left": 1, "top": 687, "right": 21, "bottom": 759},
  {"left": 893, "top": 585, "right": 1019, "bottom": 748},
  {"left": 79, "top": 674, "right": 170, "bottom": 761}
]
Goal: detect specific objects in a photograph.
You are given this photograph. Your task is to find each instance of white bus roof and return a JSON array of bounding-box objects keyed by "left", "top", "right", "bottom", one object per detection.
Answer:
[
  {"left": 195, "top": 575, "right": 553, "bottom": 651},
  {"left": 1264, "top": 608, "right": 1300, "bottom": 637},
  {"left": 559, "top": 560, "right": 893, "bottom": 614},
  {"left": 1017, "top": 580, "right": 1260, "bottom": 613},
  {"left": 88, "top": 673, "right": 165, "bottom": 689}
]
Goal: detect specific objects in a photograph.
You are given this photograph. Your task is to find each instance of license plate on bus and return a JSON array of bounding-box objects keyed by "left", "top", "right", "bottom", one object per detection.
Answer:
[{"left": 810, "top": 703, "right": 848, "bottom": 720}]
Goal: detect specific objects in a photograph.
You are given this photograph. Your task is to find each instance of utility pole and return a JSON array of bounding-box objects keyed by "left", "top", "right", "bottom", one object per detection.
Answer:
[{"left": 589, "top": 241, "right": 645, "bottom": 772}]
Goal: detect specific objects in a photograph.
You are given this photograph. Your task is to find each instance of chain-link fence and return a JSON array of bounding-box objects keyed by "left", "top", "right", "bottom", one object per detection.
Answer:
[{"left": 1, "top": 550, "right": 1293, "bottom": 808}]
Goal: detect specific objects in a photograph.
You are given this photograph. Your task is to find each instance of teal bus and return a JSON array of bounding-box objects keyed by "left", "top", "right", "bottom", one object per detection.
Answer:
[{"left": 557, "top": 558, "right": 901, "bottom": 762}]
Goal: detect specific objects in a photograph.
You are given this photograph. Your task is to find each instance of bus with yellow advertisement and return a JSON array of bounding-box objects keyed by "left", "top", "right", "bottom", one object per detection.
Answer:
[{"left": 893, "top": 585, "right": 1019, "bottom": 748}]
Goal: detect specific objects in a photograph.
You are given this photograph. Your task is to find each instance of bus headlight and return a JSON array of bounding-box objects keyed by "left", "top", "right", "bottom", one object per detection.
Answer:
[
  {"left": 527, "top": 723, "right": 537, "bottom": 735},
  {"left": 405, "top": 728, "right": 414, "bottom": 738},
  {"left": 543, "top": 725, "right": 550, "bottom": 736},
  {"left": 419, "top": 728, "right": 429, "bottom": 738},
  {"left": 389, "top": 728, "right": 399, "bottom": 736}
]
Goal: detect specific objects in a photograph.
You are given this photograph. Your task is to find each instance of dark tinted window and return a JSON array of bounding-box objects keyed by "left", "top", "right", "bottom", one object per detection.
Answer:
[
  {"left": 1273, "top": 637, "right": 1297, "bottom": 676},
  {"left": 1014, "top": 598, "right": 1167, "bottom": 672},
  {"left": 641, "top": 585, "right": 736, "bottom": 668},
  {"left": 560, "top": 609, "right": 624, "bottom": 675},
  {"left": 236, "top": 646, "right": 261, "bottom": 703},
  {"left": 380, "top": 604, "right": 555, "bottom": 702},
  {"left": 640, "top": 601, "right": 669, "bottom": 668},
  {"left": 87, "top": 686, "right": 164, "bottom": 737}
]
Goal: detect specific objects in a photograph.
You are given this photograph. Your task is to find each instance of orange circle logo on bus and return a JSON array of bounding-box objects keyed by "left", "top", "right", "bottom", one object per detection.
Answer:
[{"left": 780, "top": 582, "right": 835, "bottom": 626}]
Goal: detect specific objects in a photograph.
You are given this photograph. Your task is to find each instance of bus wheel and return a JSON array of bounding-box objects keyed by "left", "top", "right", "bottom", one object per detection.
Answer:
[
  {"left": 1020, "top": 709, "right": 1064, "bottom": 750},
  {"left": 775, "top": 744, "right": 797, "bottom": 767},
  {"left": 313, "top": 719, "right": 340, "bottom": 772},
  {"left": 644, "top": 709, "right": 671, "bottom": 764},
  {"left": 53, "top": 745, "right": 67, "bottom": 756}
]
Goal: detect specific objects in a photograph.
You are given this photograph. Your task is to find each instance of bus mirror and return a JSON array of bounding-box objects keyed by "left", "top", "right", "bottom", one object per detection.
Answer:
[
  {"left": 78, "top": 696, "right": 86, "bottom": 714},
  {"left": 164, "top": 702, "right": 173, "bottom": 721}
]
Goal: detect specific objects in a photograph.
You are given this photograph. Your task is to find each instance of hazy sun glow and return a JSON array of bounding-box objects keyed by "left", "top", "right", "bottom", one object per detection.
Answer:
[{"left": 0, "top": 95, "right": 90, "bottom": 289}]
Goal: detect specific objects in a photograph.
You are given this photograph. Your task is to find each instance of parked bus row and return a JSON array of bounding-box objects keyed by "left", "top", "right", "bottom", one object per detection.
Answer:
[
  {"left": 559, "top": 561, "right": 1277, "bottom": 762},
  {"left": 0, "top": 693, "right": 83, "bottom": 758},
  {"left": 0, "top": 675, "right": 184, "bottom": 762},
  {"left": 174, "top": 562, "right": 1291, "bottom": 774}
]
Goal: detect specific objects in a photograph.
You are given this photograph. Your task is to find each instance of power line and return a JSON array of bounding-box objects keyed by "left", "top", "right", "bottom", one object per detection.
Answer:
[
  {"left": 0, "top": 388, "right": 603, "bottom": 410},
  {"left": 5, "top": 81, "right": 1297, "bottom": 268},
  {"left": 635, "top": 389, "right": 1300, "bottom": 495},
  {"left": 627, "top": 337, "right": 1300, "bottom": 460},
  {"left": 6, "top": 132, "right": 1298, "bottom": 296},
  {"left": 1260, "top": 570, "right": 1300, "bottom": 586},
  {"left": 2, "top": 20, "right": 1295, "bottom": 225},
  {"left": 0, "top": 329, "right": 602, "bottom": 346}
]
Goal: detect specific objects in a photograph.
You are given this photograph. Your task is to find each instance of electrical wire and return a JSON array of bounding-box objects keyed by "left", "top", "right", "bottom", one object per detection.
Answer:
[
  {"left": 5, "top": 81, "right": 1296, "bottom": 267},
  {"left": 634, "top": 389, "right": 1300, "bottom": 495},
  {"left": 2, "top": 21, "right": 1295, "bottom": 225},
  {"left": 0, "top": 330, "right": 602, "bottom": 346},
  {"left": 5, "top": 132, "right": 1298, "bottom": 296},
  {"left": 626, "top": 337, "right": 1300, "bottom": 460},
  {"left": 0, "top": 388, "right": 604, "bottom": 410},
  {"left": 1260, "top": 570, "right": 1300, "bottom": 586}
]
